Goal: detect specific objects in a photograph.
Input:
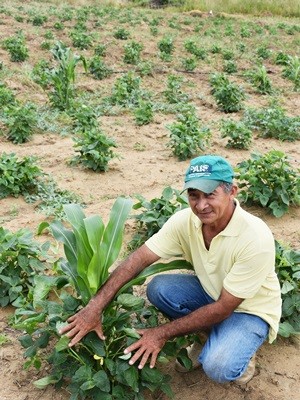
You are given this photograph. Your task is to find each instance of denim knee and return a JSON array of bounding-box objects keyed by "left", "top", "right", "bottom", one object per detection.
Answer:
[
  {"left": 201, "top": 351, "right": 234, "bottom": 383},
  {"left": 146, "top": 275, "right": 162, "bottom": 306}
]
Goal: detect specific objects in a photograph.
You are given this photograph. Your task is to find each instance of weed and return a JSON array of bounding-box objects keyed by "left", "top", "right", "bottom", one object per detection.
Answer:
[{"left": 235, "top": 150, "right": 300, "bottom": 217}]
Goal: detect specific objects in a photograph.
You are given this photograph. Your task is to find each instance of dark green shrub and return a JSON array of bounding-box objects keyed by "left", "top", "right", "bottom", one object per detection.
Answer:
[
  {"left": 89, "top": 55, "right": 112, "bottom": 80},
  {"left": 3, "top": 31, "right": 29, "bottom": 62},
  {"left": 3, "top": 102, "right": 37, "bottom": 143},
  {"left": 220, "top": 118, "right": 252, "bottom": 149},
  {"left": 210, "top": 73, "right": 245, "bottom": 113}
]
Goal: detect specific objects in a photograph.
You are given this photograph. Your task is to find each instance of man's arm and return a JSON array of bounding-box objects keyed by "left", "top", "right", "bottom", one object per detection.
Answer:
[
  {"left": 59, "top": 244, "right": 160, "bottom": 346},
  {"left": 125, "top": 287, "right": 243, "bottom": 369}
]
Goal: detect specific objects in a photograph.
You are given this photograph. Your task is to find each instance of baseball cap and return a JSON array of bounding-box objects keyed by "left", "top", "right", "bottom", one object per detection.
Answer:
[{"left": 182, "top": 155, "right": 234, "bottom": 194}]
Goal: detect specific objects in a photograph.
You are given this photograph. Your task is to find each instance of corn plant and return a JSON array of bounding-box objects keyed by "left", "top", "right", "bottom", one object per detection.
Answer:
[
  {"left": 246, "top": 65, "right": 273, "bottom": 94},
  {"left": 210, "top": 73, "right": 245, "bottom": 113},
  {"left": 220, "top": 118, "right": 252, "bottom": 149},
  {"left": 282, "top": 55, "right": 300, "bottom": 91},
  {"left": 167, "top": 105, "right": 211, "bottom": 161},
  {"left": 235, "top": 150, "right": 300, "bottom": 217},
  {"left": 15, "top": 200, "right": 193, "bottom": 399},
  {"left": 71, "top": 129, "right": 118, "bottom": 172},
  {"left": 47, "top": 41, "right": 87, "bottom": 110},
  {"left": 3, "top": 31, "right": 29, "bottom": 62}
]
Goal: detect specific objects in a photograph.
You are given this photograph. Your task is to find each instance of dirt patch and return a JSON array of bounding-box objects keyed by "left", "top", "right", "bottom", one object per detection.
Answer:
[{"left": 0, "top": 2, "right": 299, "bottom": 400}]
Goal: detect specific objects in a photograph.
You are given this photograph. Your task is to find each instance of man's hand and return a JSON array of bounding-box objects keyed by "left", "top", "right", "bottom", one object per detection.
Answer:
[
  {"left": 124, "top": 327, "right": 167, "bottom": 369},
  {"left": 59, "top": 302, "right": 105, "bottom": 347}
]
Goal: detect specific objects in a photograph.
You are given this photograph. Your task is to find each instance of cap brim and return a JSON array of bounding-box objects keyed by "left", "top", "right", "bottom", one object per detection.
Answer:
[{"left": 181, "top": 179, "right": 221, "bottom": 194}]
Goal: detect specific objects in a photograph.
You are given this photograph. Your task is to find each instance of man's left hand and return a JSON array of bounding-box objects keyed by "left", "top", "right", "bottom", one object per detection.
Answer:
[{"left": 124, "top": 327, "right": 167, "bottom": 369}]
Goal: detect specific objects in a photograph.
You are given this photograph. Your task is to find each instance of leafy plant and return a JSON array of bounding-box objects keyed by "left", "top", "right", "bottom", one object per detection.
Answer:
[
  {"left": 0, "top": 227, "right": 50, "bottom": 307},
  {"left": 94, "top": 44, "right": 107, "bottom": 57},
  {"left": 3, "top": 31, "right": 29, "bottom": 62},
  {"left": 256, "top": 45, "right": 271, "bottom": 60},
  {"left": 128, "top": 187, "right": 189, "bottom": 251},
  {"left": 2, "top": 102, "right": 37, "bottom": 144},
  {"left": 110, "top": 72, "right": 142, "bottom": 107},
  {"left": 235, "top": 150, "right": 300, "bottom": 217},
  {"left": 123, "top": 41, "right": 143, "bottom": 65},
  {"left": 210, "top": 73, "right": 245, "bottom": 113},
  {"left": 134, "top": 100, "right": 153, "bottom": 126},
  {"left": 223, "top": 60, "right": 237, "bottom": 74},
  {"left": 243, "top": 103, "right": 300, "bottom": 141},
  {"left": 15, "top": 200, "right": 193, "bottom": 399},
  {"left": 275, "top": 240, "right": 300, "bottom": 337},
  {"left": 113, "top": 27, "right": 130, "bottom": 40},
  {"left": 0, "top": 152, "right": 43, "bottom": 199},
  {"left": 158, "top": 36, "right": 174, "bottom": 59},
  {"left": 181, "top": 56, "right": 197, "bottom": 72},
  {"left": 282, "top": 55, "right": 300, "bottom": 91},
  {"left": 167, "top": 105, "right": 211, "bottom": 161},
  {"left": 89, "top": 55, "right": 112, "bottom": 80},
  {"left": 220, "top": 118, "right": 252, "bottom": 149},
  {"left": 71, "top": 129, "right": 118, "bottom": 172},
  {"left": 70, "top": 29, "right": 93, "bottom": 50},
  {"left": 70, "top": 103, "right": 98, "bottom": 132},
  {"left": 184, "top": 39, "right": 206, "bottom": 60},
  {"left": 164, "top": 74, "right": 188, "bottom": 104},
  {"left": 0, "top": 83, "right": 16, "bottom": 109}
]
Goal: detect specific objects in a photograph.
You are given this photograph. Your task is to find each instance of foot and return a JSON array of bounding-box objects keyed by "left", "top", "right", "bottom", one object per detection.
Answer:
[
  {"left": 234, "top": 355, "right": 256, "bottom": 385},
  {"left": 175, "top": 341, "right": 202, "bottom": 373}
]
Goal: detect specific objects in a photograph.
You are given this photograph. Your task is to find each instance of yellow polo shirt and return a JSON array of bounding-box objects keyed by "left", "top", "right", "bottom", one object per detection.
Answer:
[{"left": 145, "top": 200, "right": 282, "bottom": 343}]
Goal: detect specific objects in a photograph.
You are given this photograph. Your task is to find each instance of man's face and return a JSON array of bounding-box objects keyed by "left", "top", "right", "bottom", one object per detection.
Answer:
[{"left": 187, "top": 184, "right": 237, "bottom": 227}]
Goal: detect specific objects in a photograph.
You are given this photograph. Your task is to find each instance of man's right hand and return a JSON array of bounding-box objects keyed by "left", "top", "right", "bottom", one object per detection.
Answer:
[{"left": 59, "top": 302, "right": 105, "bottom": 347}]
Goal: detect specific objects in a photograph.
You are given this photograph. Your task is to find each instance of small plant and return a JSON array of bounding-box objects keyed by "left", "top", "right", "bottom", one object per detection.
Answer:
[
  {"left": 0, "top": 152, "right": 43, "bottom": 199},
  {"left": 246, "top": 65, "right": 273, "bottom": 94},
  {"left": 69, "top": 103, "right": 98, "bottom": 132},
  {"left": 223, "top": 60, "right": 237, "bottom": 74},
  {"left": 3, "top": 102, "right": 37, "bottom": 143},
  {"left": 47, "top": 41, "right": 87, "bottom": 110},
  {"left": 0, "top": 83, "right": 16, "bottom": 109},
  {"left": 94, "top": 44, "right": 107, "bottom": 57},
  {"left": 220, "top": 118, "right": 252, "bottom": 149},
  {"left": 243, "top": 103, "right": 300, "bottom": 141},
  {"left": 133, "top": 100, "right": 153, "bottom": 126},
  {"left": 256, "top": 45, "right": 271, "bottom": 60},
  {"left": 71, "top": 129, "right": 118, "bottom": 172},
  {"left": 181, "top": 56, "right": 197, "bottom": 72},
  {"left": 210, "top": 73, "right": 245, "bottom": 113},
  {"left": 167, "top": 105, "right": 211, "bottom": 161},
  {"left": 31, "top": 59, "right": 52, "bottom": 89},
  {"left": 235, "top": 150, "right": 300, "bottom": 217},
  {"left": 0, "top": 226, "right": 50, "bottom": 307},
  {"left": 164, "top": 74, "right": 188, "bottom": 104},
  {"left": 110, "top": 72, "right": 142, "bottom": 107},
  {"left": 113, "top": 27, "right": 130, "bottom": 40},
  {"left": 282, "top": 55, "right": 300, "bottom": 91},
  {"left": 70, "top": 30, "right": 93, "bottom": 50},
  {"left": 89, "top": 55, "right": 112, "bottom": 80},
  {"left": 275, "top": 240, "right": 300, "bottom": 337},
  {"left": 158, "top": 36, "right": 174, "bottom": 59},
  {"left": 53, "top": 21, "right": 64, "bottom": 30},
  {"left": 275, "top": 51, "right": 290, "bottom": 65},
  {"left": 128, "top": 186, "right": 188, "bottom": 251},
  {"left": 31, "top": 14, "right": 47, "bottom": 26},
  {"left": 3, "top": 31, "right": 29, "bottom": 62},
  {"left": 123, "top": 41, "right": 143, "bottom": 65},
  {"left": 184, "top": 39, "right": 206, "bottom": 60}
]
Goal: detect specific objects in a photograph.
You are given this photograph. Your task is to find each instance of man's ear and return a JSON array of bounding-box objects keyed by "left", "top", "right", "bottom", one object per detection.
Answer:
[{"left": 231, "top": 184, "right": 238, "bottom": 197}]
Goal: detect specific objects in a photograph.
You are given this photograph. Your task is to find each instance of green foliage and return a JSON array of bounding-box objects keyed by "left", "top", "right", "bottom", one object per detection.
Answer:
[
  {"left": 31, "top": 14, "right": 47, "bottom": 26},
  {"left": 0, "top": 82, "right": 16, "bottom": 109},
  {"left": 181, "top": 56, "right": 197, "bottom": 72},
  {"left": 70, "top": 29, "right": 93, "bottom": 50},
  {"left": 47, "top": 41, "right": 87, "bottom": 110},
  {"left": 164, "top": 74, "right": 188, "bottom": 104},
  {"left": 94, "top": 44, "right": 107, "bottom": 57},
  {"left": 110, "top": 72, "right": 142, "bottom": 107},
  {"left": 223, "top": 60, "right": 237, "bottom": 74},
  {"left": 70, "top": 103, "right": 98, "bottom": 132},
  {"left": 0, "top": 227, "right": 50, "bottom": 307},
  {"left": 89, "top": 55, "right": 112, "bottom": 80},
  {"left": 134, "top": 100, "right": 154, "bottom": 126},
  {"left": 3, "top": 31, "right": 29, "bottom": 62},
  {"left": 246, "top": 65, "right": 273, "bottom": 94},
  {"left": 113, "top": 27, "right": 130, "bottom": 40},
  {"left": 158, "top": 36, "right": 174, "bottom": 58},
  {"left": 184, "top": 39, "right": 206, "bottom": 60},
  {"left": 2, "top": 102, "right": 37, "bottom": 144},
  {"left": 128, "top": 186, "right": 188, "bottom": 251},
  {"left": 275, "top": 240, "right": 300, "bottom": 337},
  {"left": 256, "top": 44, "right": 271, "bottom": 60},
  {"left": 282, "top": 55, "right": 300, "bottom": 91},
  {"left": 71, "top": 129, "right": 118, "bottom": 172},
  {"left": 123, "top": 41, "right": 143, "bottom": 65},
  {"left": 15, "top": 200, "right": 193, "bottom": 399},
  {"left": 31, "top": 59, "right": 52, "bottom": 89},
  {"left": 220, "top": 118, "right": 252, "bottom": 149},
  {"left": 235, "top": 150, "right": 300, "bottom": 217},
  {"left": 0, "top": 152, "right": 42, "bottom": 199},
  {"left": 167, "top": 105, "right": 211, "bottom": 161},
  {"left": 243, "top": 103, "right": 300, "bottom": 141},
  {"left": 210, "top": 73, "right": 245, "bottom": 113}
]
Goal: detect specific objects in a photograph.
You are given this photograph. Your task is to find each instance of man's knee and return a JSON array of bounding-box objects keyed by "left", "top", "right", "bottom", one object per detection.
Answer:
[{"left": 201, "top": 351, "right": 235, "bottom": 383}]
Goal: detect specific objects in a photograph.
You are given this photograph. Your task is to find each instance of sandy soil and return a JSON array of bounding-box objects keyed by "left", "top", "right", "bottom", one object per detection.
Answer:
[{"left": 0, "top": 2, "right": 299, "bottom": 400}]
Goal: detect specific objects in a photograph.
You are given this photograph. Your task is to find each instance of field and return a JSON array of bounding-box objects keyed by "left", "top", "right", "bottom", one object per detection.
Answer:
[{"left": 0, "top": 1, "right": 299, "bottom": 400}]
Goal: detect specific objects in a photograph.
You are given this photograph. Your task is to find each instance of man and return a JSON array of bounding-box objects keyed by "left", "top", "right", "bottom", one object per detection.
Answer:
[{"left": 60, "top": 155, "right": 282, "bottom": 385}]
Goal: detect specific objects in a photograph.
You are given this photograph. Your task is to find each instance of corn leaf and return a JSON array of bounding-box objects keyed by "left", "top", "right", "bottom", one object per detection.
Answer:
[{"left": 50, "top": 220, "right": 77, "bottom": 268}]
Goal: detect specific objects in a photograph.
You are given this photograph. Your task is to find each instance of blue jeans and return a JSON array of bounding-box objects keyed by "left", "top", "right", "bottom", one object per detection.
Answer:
[{"left": 147, "top": 274, "right": 269, "bottom": 383}]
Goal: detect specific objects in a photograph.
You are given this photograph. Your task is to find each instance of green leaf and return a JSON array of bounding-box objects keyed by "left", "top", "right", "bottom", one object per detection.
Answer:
[
  {"left": 55, "top": 335, "right": 70, "bottom": 352},
  {"left": 116, "top": 293, "right": 144, "bottom": 309},
  {"left": 93, "top": 370, "right": 111, "bottom": 392},
  {"left": 33, "top": 375, "right": 59, "bottom": 389}
]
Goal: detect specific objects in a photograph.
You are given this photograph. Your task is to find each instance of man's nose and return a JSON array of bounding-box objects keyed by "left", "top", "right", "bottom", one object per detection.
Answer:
[{"left": 195, "top": 196, "right": 208, "bottom": 210}]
